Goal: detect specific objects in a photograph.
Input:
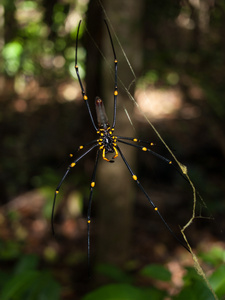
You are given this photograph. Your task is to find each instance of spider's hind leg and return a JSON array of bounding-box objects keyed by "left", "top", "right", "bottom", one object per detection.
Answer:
[{"left": 116, "top": 145, "right": 190, "bottom": 253}]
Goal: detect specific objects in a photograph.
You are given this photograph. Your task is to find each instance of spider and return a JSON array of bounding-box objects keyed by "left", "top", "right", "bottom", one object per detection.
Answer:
[{"left": 52, "top": 20, "right": 190, "bottom": 267}]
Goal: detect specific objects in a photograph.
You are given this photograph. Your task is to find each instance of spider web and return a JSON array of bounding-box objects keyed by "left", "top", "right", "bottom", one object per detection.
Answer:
[
  {"left": 96, "top": 0, "right": 218, "bottom": 299},
  {"left": 84, "top": 2, "right": 217, "bottom": 298}
]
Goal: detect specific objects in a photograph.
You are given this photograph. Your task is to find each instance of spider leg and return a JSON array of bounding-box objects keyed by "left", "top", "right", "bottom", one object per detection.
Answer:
[
  {"left": 117, "top": 138, "right": 172, "bottom": 165},
  {"left": 69, "top": 139, "right": 100, "bottom": 158},
  {"left": 104, "top": 20, "right": 118, "bottom": 129},
  {"left": 117, "top": 137, "right": 194, "bottom": 185},
  {"left": 117, "top": 136, "right": 155, "bottom": 146},
  {"left": 52, "top": 143, "right": 99, "bottom": 235},
  {"left": 75, "top": 20, "right": 97, "bottom": 131},
  {"left": 87, "top": 149, "right": 100, "bottom": 274},
  {"left": 116, "top": 145, "right": 190, "bottom": 253}
]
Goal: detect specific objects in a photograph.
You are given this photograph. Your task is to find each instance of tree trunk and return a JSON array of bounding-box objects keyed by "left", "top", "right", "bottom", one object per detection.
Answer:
[{"left": 93, "top": 0, "right": 143, "bottom": 267}]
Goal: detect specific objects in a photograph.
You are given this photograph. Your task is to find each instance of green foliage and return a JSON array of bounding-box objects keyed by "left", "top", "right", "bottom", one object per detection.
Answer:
[
  {"left": 209, "top": 265, "right": 225, "bottom": 299},
  {"left": 0, "top": 241, "right": 224, "bottom": 299},
  {"left": 174, "top": 267, "right": 215, "bottom": 300},
  {"left": 0, "top": 254, "right": 61, "bottom": 300},
  {"left": 82, "top": 283, "right": 165, "bottom": 300},
  {"left": 139, "top": 263, "right": 171, "bottom": 281},
  {"left": 95, "top": 263, "right": 133, "bottom": 284},
  {"left": 2, "top": 41, "right": 23, "bottom": 75},
  {"left": 199, "top": 246, "right": 225, "bottom": 266},
  {"left": 0, "top": 240, "right": 21, "bottom": 260},
  {"left": 1, "top": 0, "right": 83, "bottom": 79},
  {"left": 82, "top": 245, "right": 225, "bottom": 300}
]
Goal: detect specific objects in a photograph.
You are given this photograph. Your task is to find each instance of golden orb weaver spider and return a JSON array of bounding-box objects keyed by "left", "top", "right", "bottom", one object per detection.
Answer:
[{"left": 52, "top": 19, "right": 190, "bottom": 269}]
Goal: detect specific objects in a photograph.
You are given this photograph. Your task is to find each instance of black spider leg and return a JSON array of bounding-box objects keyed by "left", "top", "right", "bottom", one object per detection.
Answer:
[
  {"left": 87, "top": 149, "right": 100, "bottom": 275},
  {"left": 118, "top": 137, "right": 204, "bottom": 204},
  {"left": 117, "top": 136, "right": 155, "bottom": 146},
  {"left": 104, "top": 20, "right": 118, "bottom": 129},
  {"left": 75, "top": 20, "right": 98, "bottom": 131},
  {"left": 52, "top": 143, "right": 99, "bottom": 235},
  {"left": 117, "top": 139, "right": 173, "bottom": 165},
  {"left": 116, "top": 145, "right": 190, "bottom": 253},
  {"left": 69, "top": 139, "right": 99, "bottom": 158}
]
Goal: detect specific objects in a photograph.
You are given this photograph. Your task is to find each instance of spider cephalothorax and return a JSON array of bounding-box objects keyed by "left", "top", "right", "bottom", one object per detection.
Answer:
[{"left": 95, "top": 96, "right": 118, "bottom": 162}]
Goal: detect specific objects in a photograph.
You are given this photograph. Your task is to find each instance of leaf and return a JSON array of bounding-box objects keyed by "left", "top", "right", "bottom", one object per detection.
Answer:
[
  {"left": 139, "top": 264, "right": 171, "bottom": 281},
  {"left": 174, "top": 280, "right": 215, "bottom": 300},
  {"left": 14, "top": 254, "right": 39, "bottom": 275},
  {"left": 174, "top": 267, "right": 216, "bottom": 300},
  {"left": 200, "top": 246, "right": 225, "bottom": 266},
  {"left": 95, "top": 263, "right": 132, "bottom": 283},
  {"left": 82, "top": 283, "right": 165, "bottom": 300},
  {"left": 0, "top": 240, "right": 21, "bottom": 260},
  {"left": 0, "top": 270, "right": 61, "bottom": 300},
  {"left": 0, "top": 270, "right": 39, "bottom": 300},
  {"left": 209, "top": 264, "right": 225, "bottom": 298}
]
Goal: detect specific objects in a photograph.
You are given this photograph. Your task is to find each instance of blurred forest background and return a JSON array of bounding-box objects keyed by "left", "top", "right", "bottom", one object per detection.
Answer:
[{"left": 0, "top": 0, "right": 225, "bottom": 299}]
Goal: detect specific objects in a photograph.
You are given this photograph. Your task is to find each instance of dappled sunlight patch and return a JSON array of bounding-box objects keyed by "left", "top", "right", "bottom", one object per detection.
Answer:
[
  {"left": 134, "top": 85, "right": 203, "bottom": 121},
  {"left": 135, "top": 86, "right": 183, "bottom": 120},
  {"left": 15, "top": 76, "right": 39, "bottom": 99},
  {"left": 58, "top": 81, "right": 81, "bottom": 102},
  {"left": 53, "top": 55, "right": 66, "bottom": 69},
  {"left": 15, "top": 1, "right": 43, "bottom": 26}
]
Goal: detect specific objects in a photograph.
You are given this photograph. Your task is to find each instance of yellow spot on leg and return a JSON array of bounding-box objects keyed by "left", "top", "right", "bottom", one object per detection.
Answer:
[
  {"left": 169, "top": 161, "right": 172, "bottom": 164},
  {"left": 91, "top": 182, "right": 95, "bottom": 188},
  {"left": 142, "top": 147, "right": 147, "bottom": 151},
  {"left": 154, "top": 207, "right": 158, "bottom": 211},
  {"left": 87, "top": 220, "right": 91, "bottom": 224},
  {"left": 83, "top": 95, "right": 88, "bottom": 100},
  {"left": 114, "top": 90, "right": 118, "bottom": 96},
  {"left": 70, "top": 162, "right": 76, "bottom": 167},
  {"left": 132, "top": 175, "right": 137, "bottom": 181},
  {"left": 56, "top": 191, "right": 59, "bottom": 194}
]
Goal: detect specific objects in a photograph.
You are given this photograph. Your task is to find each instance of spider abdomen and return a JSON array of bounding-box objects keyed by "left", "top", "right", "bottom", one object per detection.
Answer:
[{"left": 95, "top": 97, "right": 110, "bottom": 129}]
